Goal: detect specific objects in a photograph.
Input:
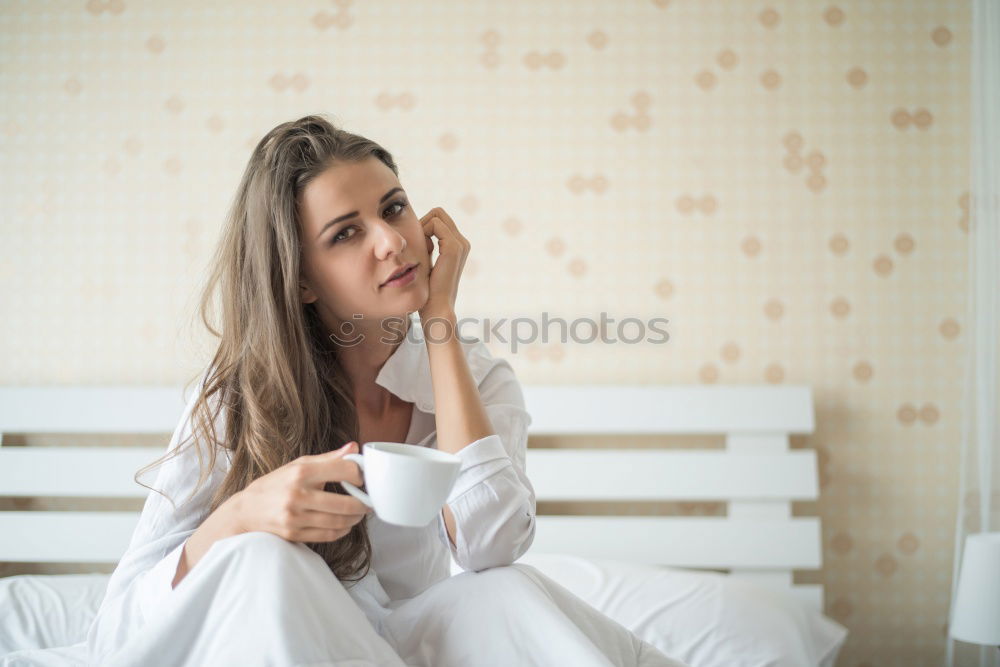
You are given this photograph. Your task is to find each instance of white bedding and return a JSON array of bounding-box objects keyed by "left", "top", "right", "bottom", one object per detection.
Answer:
[
  {"left": 507, "top": 555, "right": 847, "bottom": 667},
  {"left": 0, "top": 553, "right": 846, "bottom": 666}
]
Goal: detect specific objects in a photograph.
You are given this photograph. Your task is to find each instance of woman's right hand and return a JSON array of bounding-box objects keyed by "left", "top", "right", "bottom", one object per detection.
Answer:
[{"left": 232, "top": 441, "right": 372, "bottom": 544}]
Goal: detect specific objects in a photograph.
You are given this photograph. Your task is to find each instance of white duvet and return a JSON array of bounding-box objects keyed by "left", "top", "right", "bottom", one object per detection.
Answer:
[
  {"left": 2, "top": 532, "right": 684, "bottom": 666},
  {"left": 0, "top": 544, "right": 846, "bottom": 666}
]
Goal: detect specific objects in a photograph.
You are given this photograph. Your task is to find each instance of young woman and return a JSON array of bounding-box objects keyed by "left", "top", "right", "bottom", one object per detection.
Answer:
[{"left": 81, "top": 115, "right": 684, "bottom": 666}]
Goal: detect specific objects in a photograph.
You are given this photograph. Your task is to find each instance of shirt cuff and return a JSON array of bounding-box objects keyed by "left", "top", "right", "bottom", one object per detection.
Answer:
[
  {"left": 135, "top": 539, "right": 188, "bottom": 623},
  {"left": 446, "top": 434, "right": 512, "bottom": 503}
]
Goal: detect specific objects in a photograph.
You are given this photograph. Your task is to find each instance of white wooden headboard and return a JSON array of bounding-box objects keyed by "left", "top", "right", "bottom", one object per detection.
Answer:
[{"left": 0, "top": 384, "right": 822, "bottom": 610}]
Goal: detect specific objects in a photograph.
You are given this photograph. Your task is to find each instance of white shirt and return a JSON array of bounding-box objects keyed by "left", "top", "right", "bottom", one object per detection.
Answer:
[{"left": 86, "top": 313, "right": 536, "bottom": 662}]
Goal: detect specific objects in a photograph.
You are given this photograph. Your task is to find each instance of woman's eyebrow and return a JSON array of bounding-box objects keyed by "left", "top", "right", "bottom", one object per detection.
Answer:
[{"left": 316, "top": 187, "right": 404, "bottom": 239}]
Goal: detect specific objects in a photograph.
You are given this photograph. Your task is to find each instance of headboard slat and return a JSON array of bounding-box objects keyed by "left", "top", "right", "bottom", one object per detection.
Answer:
[
  {"left": 523, "top": 385, "right": 814, "bottom": 434},
  {"left": 530, "top": 516, "right": 822, "bottom": 569},
  {"left": 0, "top": 448, "right": 166, "bottom": 497},
  {"left": 0, "top": 512, "right": 822, "bottom": 570},
  {"left": 0, "top": 387, "right": 187, "bottom": 434},
  {"left": 0, "top": 447, "right": 819, "bottom": 501},
  {"left": 0, "top": 512, "right": 139, "bottom": 562},
  {"left": 528, "top": 449, "right": 818, "bottom": 501}
]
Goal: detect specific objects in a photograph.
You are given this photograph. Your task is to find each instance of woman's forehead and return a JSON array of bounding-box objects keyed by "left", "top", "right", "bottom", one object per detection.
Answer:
[{"left": 300, "top": 159, "right": 400, "bottom": 229}]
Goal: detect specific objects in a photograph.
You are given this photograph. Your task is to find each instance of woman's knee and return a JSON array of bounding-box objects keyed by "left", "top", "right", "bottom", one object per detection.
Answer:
[
  {"left": 223, "top": 529, "right": 292, "bottom": 549},
  {"left": 452, "top": 563, "right": 539, "bottom": 594},
  {"left": 213, "top": 530, "right": 321, "bottom": 568}
]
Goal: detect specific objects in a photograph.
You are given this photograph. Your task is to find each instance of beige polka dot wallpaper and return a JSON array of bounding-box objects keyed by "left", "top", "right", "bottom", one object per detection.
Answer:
[{"left": 0, "top": 1, "right": 972, "bottom": 664}]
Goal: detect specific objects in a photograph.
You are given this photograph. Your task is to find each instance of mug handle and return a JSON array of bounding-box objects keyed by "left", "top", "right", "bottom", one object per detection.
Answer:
[{"left": 339, "top": 453, "right": 374, "bottom": 508}]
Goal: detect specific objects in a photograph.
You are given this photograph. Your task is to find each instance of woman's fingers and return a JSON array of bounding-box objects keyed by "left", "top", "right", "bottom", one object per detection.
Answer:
[
  {"left": 426, "top": 207, "right": 466, "bottom": 241},
  {"left": 300, "top": 448, "right": 365, "bottom": 488},
  {"left": 418, "top": 206, "right": 469, "bottom": 319},
  {"left": 300, "top": 487, "right": 371, "bottom": 516},
  {"left": 422, "top": 208, "right": 469, "bottom": 248},
  {"left": 422, "top": 217, "right": 469, "bottom": 272},
  {"left": 297, "top": 508, "right": 366, "bottom": 531}
]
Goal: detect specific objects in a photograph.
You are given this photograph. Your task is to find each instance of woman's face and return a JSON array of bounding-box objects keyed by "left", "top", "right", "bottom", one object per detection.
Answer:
[{"left": 297, "top": 157, "right": 430, "bottom": 334}]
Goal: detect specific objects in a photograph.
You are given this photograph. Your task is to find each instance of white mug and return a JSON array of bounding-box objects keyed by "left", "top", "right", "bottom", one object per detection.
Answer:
[{"left": 341, "top": 442, "right": 462, "bottom": 527}]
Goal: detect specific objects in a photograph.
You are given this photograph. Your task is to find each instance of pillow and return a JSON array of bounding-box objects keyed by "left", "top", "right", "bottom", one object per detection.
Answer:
[
  {"left": 506, "top": 554, "right": 848, "bottom": 667},
  {"left": 0, "top": 574, "right": 110, "bottom": 654}
]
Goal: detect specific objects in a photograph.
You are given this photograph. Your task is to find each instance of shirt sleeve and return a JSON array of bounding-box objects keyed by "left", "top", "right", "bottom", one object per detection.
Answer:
[
  {"left": 437, "top": 358, "right": 536, "bottom": 572},
  {"left": 86, "top": 377, "right": 229, "bottom": 662}
]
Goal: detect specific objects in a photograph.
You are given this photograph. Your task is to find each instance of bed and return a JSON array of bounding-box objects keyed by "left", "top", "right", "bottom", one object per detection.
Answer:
[{"left": 0, "top": 384, "right": 847, "bottom": 666}]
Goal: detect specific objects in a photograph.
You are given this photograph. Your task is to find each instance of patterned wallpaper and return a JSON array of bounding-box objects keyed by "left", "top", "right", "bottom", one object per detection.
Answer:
[{"left": 0, "top": 1, "right": 972, "bottom": 665}]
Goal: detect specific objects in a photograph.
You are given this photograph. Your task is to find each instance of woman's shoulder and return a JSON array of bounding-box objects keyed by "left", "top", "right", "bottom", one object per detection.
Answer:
[
  {"left": 451, "top": 334, "right": 527, "bottom": 413},
  {"left": 379, "top": 317, "right": 524, "bottom": 413}
]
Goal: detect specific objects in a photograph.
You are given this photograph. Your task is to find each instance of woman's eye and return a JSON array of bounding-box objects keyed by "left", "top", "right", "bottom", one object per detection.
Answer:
[
  {"left": 331, "top": 226, "right": 357, "bottom": 244},
  {"left": 329, "top": 201, "right": 407, "bottom": 245},
  {"left": 385, "top": 200, "right": 408, "bottom": 217}
]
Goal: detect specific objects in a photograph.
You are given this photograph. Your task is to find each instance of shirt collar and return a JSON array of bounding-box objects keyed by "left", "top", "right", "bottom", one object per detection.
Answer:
[{"left": 374, "top": 312, "right": 500, "bottom": 413}]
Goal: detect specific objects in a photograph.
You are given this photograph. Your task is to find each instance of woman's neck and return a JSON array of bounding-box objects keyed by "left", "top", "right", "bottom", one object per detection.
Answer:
[{"left": 337, "top": 314, "right": 412, "bottom": 416}]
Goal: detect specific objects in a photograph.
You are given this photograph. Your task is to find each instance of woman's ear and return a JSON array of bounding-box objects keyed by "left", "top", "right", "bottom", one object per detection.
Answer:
[{"left": 299, "top": 280, "right": 318, "bottom": 304}]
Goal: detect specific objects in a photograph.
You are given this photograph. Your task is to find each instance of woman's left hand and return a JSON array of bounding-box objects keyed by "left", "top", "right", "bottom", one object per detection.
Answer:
[{"left": 418, "top": 206, "right": 469, "bottom": 321}]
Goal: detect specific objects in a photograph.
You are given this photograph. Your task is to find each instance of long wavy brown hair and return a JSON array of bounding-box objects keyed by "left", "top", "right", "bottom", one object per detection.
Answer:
[{"left": 135, "top": 114, "right": 400, "bottom": 582}]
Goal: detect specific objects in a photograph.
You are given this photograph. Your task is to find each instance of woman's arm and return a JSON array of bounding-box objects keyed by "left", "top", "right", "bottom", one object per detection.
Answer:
[
  {"left": 423, "top": 309, "right": 495, "bottom": 450},
  {"left": 416, "top": 207, "right": 534, "bottom": 559},
  {"left": 433, "top": 358, "right": 536, "bottom": 571},
  {"left": 421, "top": 308, "right": 496, "bottom": 546},
  {"left": 419, "top": 309, "right": 536, "bottom": 569}
]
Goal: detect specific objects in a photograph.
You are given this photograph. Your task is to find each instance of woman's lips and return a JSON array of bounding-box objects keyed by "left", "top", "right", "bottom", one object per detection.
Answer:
[{"left": 381, "top": 264, "right": 417, "bottom": 288}]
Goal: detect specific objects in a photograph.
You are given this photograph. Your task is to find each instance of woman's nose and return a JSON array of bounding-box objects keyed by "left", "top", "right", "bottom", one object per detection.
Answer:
[{"left": 373, "top": 219, "right": 406, "bottom": 260}]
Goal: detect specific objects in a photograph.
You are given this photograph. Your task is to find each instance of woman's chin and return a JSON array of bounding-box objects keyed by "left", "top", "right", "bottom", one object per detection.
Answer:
[
  {"left": 404, "top": 287, "right": 430, "bottom": 309},
  {"left": 376, "top": 289, "right": 429, "bottom": 317}
]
